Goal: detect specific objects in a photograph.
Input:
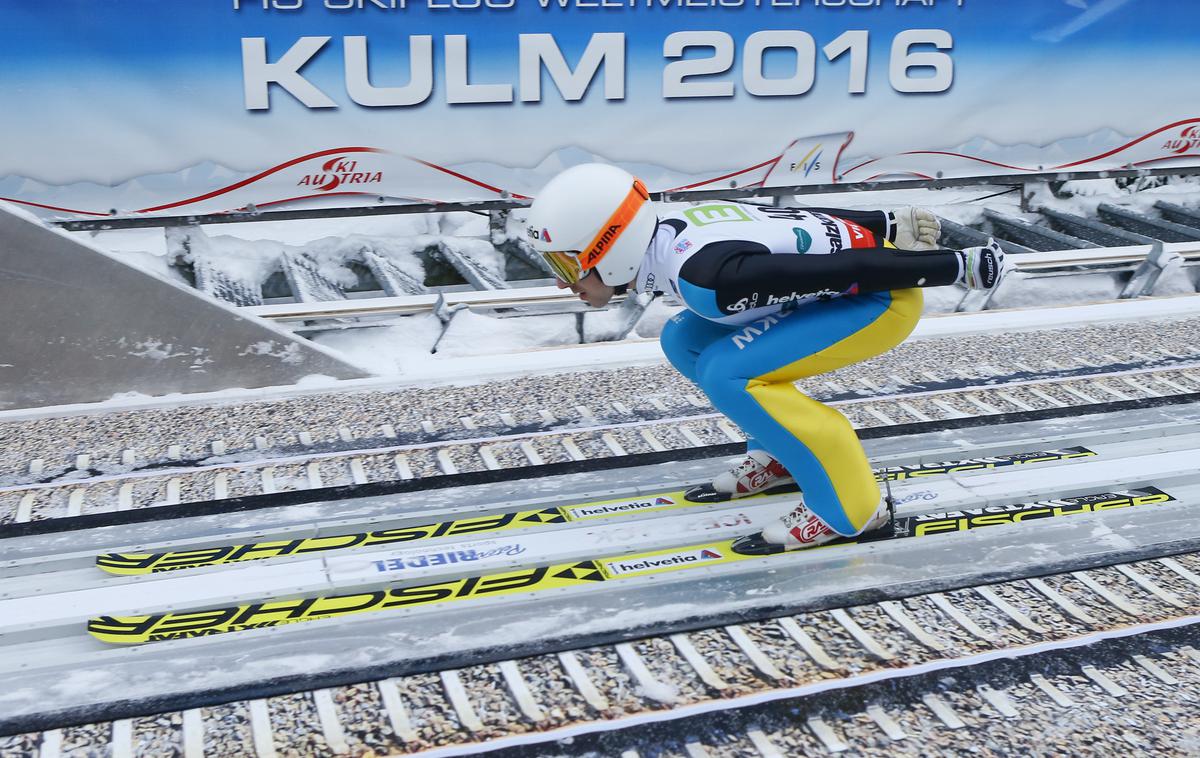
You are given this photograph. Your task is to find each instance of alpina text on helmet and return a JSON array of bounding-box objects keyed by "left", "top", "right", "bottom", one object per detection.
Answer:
[{"left": 583, "top": 224, "right": 623, "bottom": 265}]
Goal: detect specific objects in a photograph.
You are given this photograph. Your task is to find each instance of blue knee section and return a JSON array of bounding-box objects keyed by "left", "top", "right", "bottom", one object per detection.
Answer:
[
  {"left": 677, "top": 280, "right": 726, "bottom": 320},
  {"left": 660, "top": 311, "right": 737, "bottom": 384}
]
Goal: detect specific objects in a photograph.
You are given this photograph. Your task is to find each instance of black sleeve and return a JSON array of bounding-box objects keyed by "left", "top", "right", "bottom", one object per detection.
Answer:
[
  {"left": 679, "top": 241, "right": 958, "bottom": 316},
  {"left": 796, "top": 207, "right": 891, "bottom": 241}
]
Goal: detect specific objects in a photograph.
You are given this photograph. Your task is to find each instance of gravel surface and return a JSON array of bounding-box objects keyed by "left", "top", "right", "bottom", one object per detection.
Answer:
[
  {"left": 59, "top": 723, "right": 111, "bottom": 758},
  {"left": 3, "top": 316, "right": 1200, "bottom": 485},
  {"left": 458, "top": 664, "right": 531, "bottom": 737},
  {"left": 264, "top": 692, "right": 328, "bottom": 758},
  {"left": 631, "top": 636, "right": 710, "bottom": 703},
  {"left": 388, "top": 672, "right": 462, "bottom": 749},
  {"left": 1168, "top": 551, "right": 1200, "bottom": 579},
  {"left": 1131, "top": 560, "right": 1200, "bottom": 607},
  {"left": 941, "top": 588, "right": 1041, "bottom": 647},
  {"left": 3, "top": 360, "right": 1196, "bottom": 526},
  {"left": 0, "top": 735, "right": 38, "bottom": 758},
  {"left": 1083, "top": 566, "right": 1183, "bottom": 620},
  {"left": 736, "top": 619, "right": 830, "bottom": 684},
  {"left": 576, "top": 646, "right": 652, "bottom": 717},
  {"left": 3, "top": 294, "right": 1200, "bottom": 755},
  {"left": 512, "top": 654, "right": 594, "bottom": 727},
  {"left": 8, "top": 560, "right": 1200, "bottom": 756},
  {"left": 199, "top": 702, "right": 256, "bottom": 758},
  {"left": 842, "top": 603, "right": 934, "bottom": 666},
  {"left": 895, "top": 596, "right": 993, "bottom": 655},
  {"left": 330, "top": 682, "right": 391, "bottom": 756},
  {"left": 131, "top": 714, "right": 182, "bottom": 757},
  {"left": 799, "top": 610, "right": 888, "bottom": 675},
  {"left": 0, "top": 492, "right": 24, "bottom": 526},
  {"left": 682, "top": 628, "right": 764, "bottom": 695},
  {"left": 1037, "top": 572, "right": 1146, "bottom": 626},
  {"left": 986, "top": 579, "right": 1095, "bottom": 638}
]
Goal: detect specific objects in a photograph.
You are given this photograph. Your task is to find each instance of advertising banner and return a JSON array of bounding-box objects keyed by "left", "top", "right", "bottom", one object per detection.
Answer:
[{"left": 1, "top": 0, "right": 1197, "bottom": 219}]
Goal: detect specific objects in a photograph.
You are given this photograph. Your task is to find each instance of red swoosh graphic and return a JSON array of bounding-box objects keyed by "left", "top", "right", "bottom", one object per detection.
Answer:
[
  {"left": 757, "top": 142, "right": 798, "bottom": 189},
  {"left": 663, "top": 156, "right": 779, "bottom": 193},
  {"left": 843, "top": 119, "right": 1200, "bottom": 179},
  {"left": 844, "top": 151, "right": 1032, "bottom": 178},
  {"left": 1052, "top": 118, "right": 1200, "bottom": 170},
  {"left": 831, "top": 131, "right": 855, "bottom": 185},
  {"left": 863, "top": 171, "right": 935, "bottom": 182},
  {"left": 407, "top": 157, "right": 531, "bottom": 200},
  {"left": 134, "top": 147, "right": 386, "bottom": 214},
  {"left": 0, "top": 197, "right": 110, "bottom": 217},
  {"left": 1130, "top": 154, "right": 1200, "bottom": 167}
]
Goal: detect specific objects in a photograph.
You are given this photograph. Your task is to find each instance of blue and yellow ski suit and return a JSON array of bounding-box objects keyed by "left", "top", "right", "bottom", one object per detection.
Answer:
[{"left": 636, "top": 202, "right": 959, "bottom": 535}]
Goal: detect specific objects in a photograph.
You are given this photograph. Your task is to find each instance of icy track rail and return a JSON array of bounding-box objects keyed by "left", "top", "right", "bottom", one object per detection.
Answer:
[
  {"left": 6, "top": 351, "right": 1200, "bottom": 533},
  {"left": 4, "top": 297, "right": 1200, "bottom": 755},
  {"left": 4, "top": 398, "right": 1200, "bottom": 755}
]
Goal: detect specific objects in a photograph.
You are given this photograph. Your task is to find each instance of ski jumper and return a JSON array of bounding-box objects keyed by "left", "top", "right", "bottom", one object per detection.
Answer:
[{"left": 639, "top": 203, "right": 960, "bottom": 535}]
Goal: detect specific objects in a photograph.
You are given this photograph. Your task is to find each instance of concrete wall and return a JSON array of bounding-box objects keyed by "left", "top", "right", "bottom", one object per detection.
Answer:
[{"left": 0, "top": 205, "right": 370, "bottom": 410}]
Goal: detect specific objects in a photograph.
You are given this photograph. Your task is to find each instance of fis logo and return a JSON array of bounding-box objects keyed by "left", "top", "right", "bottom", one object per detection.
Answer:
[
  {"left": 297, "top": 156, "right": 383, "bottom": 192},
  {"left": 789, "top": 144, "right": 823, "bottom": 177},
  {"left": 605, "top": 547, "right": 723, "bottom": 576},
  {"left": 674, "top": 239, "right": 694, "bottom": 255}
]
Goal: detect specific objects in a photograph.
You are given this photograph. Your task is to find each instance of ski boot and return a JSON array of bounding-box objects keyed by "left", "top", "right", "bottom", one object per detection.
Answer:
[
  {"left": 892, "top": 206, "right": 941, "bottom": 250},
  {"left": 685, "top": 449, "right": 798, "bottom": 503},
  {"left": 957, "top": 238, "right": 1010, "bottom": 289},
  {"left": 731, "top": 493, "right": 894, "bottom": 555}
]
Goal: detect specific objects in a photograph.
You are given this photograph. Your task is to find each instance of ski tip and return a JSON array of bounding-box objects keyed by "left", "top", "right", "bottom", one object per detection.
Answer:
[
  {"left": 684, "top": 484, "right": 731, "bottom": 503},
  {"left": 731, "top": 532, "right": 788, "bottom": 556}
]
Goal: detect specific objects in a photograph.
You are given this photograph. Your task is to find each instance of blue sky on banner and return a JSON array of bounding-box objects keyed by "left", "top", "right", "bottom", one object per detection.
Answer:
[
  {"left": 0, "top": 0, "right": 1196, "bottom": 184},
  {"left": 4, "top": 0, "right": 1195, "bottom": 69}
]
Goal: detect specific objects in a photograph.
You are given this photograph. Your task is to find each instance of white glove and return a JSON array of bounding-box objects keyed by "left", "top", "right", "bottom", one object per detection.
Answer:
[
  {"left": 893, "top": 206, "right": 941, "bottom": 250},
  {"left": 957, "top": 238, "right": 1009, "bottom": 290}
]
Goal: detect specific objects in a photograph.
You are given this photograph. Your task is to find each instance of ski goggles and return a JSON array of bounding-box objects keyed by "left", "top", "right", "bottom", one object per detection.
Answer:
[
  {"left": 542, "top": 250, "right": 589, "bottom": 285},
  {"left": 540, "top": 178, "right": 649, "bottom": 285}
]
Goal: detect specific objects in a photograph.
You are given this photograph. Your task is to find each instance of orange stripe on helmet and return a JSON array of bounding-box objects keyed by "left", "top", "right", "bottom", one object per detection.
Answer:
[{"left": 577, "top": 179, "right": 649, "bottom": 271}]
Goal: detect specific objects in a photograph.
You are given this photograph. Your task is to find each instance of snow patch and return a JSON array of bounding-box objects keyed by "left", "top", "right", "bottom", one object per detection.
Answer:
[
  {"left": 239, "top": 341, "right": 305, "bottom": 365},
  {"left": 636, "top": 679, "right": 681, "bottom": 704}
]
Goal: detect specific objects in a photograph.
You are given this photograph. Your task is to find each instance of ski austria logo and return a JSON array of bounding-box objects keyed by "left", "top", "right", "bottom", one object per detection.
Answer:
[
  {"left": 604, "top": 547, "right": 723, "bottom": 576},
  {"left": 297, "top": 156, "right": 383, "bottom": 192},
  {"left": 1164, "top": 125, "right": 1200, "bottom": 155},
  {"left": 569, "top": 496, "right": 676, "bottom": 519}
]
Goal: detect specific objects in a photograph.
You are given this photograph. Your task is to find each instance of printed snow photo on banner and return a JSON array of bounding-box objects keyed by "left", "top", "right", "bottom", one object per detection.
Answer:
[{"left": 0, "top": 0, "right": 1197, "bottom": 217}]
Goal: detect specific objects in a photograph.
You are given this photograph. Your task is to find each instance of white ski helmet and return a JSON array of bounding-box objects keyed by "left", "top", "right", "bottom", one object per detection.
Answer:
[{"left": 524, "top": 163, "right": 656, "bottom": 287}]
